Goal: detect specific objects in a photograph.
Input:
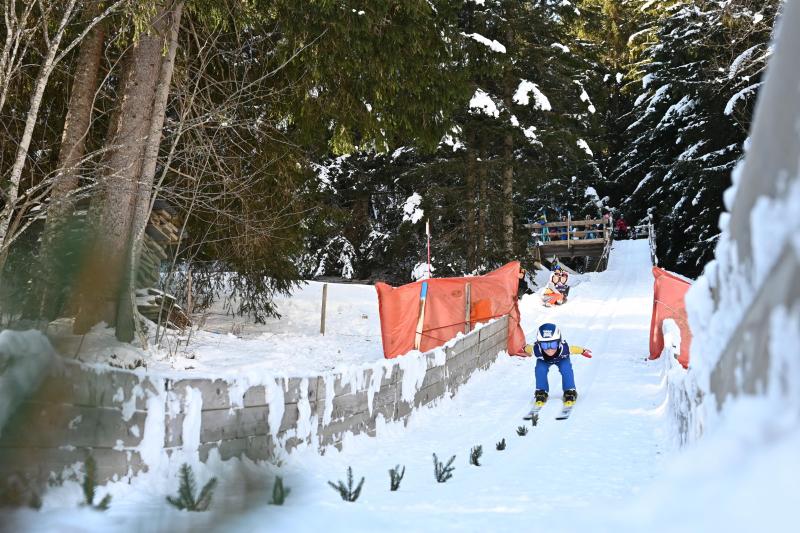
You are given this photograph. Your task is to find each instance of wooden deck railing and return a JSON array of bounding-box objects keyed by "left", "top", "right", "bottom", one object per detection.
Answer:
[
  {"left": 524, "top": 216, "right": 612, "bottom": 262},
  {"left": 523, "top": 217, "right": 611, "bottom": 244}
]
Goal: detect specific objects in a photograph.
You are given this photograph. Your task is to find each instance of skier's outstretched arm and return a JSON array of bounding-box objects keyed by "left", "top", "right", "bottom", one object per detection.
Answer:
[{"left": 569, "top": 345, "right": 593, "bottom": 358}]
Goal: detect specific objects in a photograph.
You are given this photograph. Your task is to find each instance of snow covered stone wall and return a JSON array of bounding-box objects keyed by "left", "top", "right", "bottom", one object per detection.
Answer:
[
  {"left": 684, "top": 0, "right": 800, "bottom": 435},
  {"left": 660, "top": 319, "right": 703, "bottom": 446},
  {"left": 0, "top": 317, "right": 509, "bottom": 490}
]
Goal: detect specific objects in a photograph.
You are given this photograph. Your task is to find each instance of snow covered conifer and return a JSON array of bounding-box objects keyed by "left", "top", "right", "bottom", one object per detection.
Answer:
[
  {"left": 433, "top": 453, "right": 456, "bottom": 483},
  {"left": 270, "top": 476, "right": 291, "bottom": 505},
  {"left": 389, "top": 465, "right": 405, "bottom": 491},
  {"left": 469, "top": 445, "right": 483, "bottom": 466},
  {"left": 81, "top": 455, "right": 111, "bottom": 511},
  {"left": 613, "top": 0, "right": 778, "bottom": 277},
  {"left": 328, "top": 466, "right": 365, "bottom": 502},
  {"left": 166, "top": 463, "right": 217, "bottom": 512}
]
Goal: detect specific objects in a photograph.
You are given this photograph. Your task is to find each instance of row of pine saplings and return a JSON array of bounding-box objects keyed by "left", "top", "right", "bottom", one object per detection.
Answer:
[
  {"left": 77, "top": 424, "right": 536, "bottom": 512},
  {"left": 328, "top": 422, "right": 535, "bottom": 503}
]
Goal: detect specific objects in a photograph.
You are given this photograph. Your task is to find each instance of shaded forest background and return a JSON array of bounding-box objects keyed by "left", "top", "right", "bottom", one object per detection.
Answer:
[{"left": 0, "top": 0, "right": 779, "bottom": 339}]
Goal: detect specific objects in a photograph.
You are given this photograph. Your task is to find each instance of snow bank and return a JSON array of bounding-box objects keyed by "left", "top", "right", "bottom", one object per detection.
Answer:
[
  {"left": 661, "top": 319, "right": 704, "bottom": 446},
  {"left": 608, "top": 306, "right": 800, "bottom": 531}
]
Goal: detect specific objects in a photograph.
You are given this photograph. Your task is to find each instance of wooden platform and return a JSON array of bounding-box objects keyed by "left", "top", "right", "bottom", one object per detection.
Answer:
[
  {"left": 533, "top": 238, "right": 608, "bottom": 259},
  {"left": 524, "top": 217, "right": 611, "bottom": 262}
]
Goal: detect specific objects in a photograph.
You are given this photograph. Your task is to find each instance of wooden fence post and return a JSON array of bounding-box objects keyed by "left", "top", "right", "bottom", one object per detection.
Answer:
[
  {"left": 567, "top": 212, "right": 572, "bottom": 251},
  {"left": 320, "top": 283, "right": 328, "bottom": 335}
]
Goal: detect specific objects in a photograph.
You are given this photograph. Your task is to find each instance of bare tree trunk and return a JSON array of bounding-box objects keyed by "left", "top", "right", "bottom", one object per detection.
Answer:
[
  {"left": 477, "top": 149, "right": 488, "bottom": 266},
  {"left": 0, "top": 0, "right": 80, "bottom": 270},
  {"left": 465, "top": 128, "right": 477, "bottom": 272},
  {"left": 117, "top": 0, "right": 184, "bottom": 342},
  {"left": 0, "top": 2, "right": 36, "bottom": 115},
  {"left": 502, "top": 20, "right": 515, "bottom": 259},
  {"left": 38, "top": 1, "right": 106, "bottom": 319},
  {"left": 73, "top": 1, "right": 181, "bottom": 336},
  {"left": 502, "top": 131, "right": 514, "bottom": 257}
]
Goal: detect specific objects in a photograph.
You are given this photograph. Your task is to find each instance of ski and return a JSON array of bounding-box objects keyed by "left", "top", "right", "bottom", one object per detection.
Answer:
[
  {"left": 555, "top": 401, "right": 575, "bottom": 420},
  {"left": 523, "top": 402, "right": 546, "bottom": 421}
]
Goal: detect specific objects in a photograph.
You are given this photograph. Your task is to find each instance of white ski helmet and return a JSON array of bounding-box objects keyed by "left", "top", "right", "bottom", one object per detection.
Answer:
[{"left": 536, "top": 323, "right": 561, "bottom": 343}]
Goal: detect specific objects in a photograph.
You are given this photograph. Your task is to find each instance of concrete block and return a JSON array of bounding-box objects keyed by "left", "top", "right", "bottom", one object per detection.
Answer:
[
  {"left": 200, "top": 406, "right": 268, "bottom": 443},
  {"left": 445, "top": 366, "right": 468, "bottom": 392},
  {"left": 199, "top": 434, "right": 276, "bottom": 463},
  {"left": 329, "top": 390, "right": 369, "bottom": 421},
  {"left": 479, "top": 322, "right": 499, "bottom": 342},
  {"left": 170, "top": 379, "right": 230, "bottom": 410},
  {"left": 414, "top": 380, "right": 446, "bottom": 407},
  {"left": 421, "top": 365, "right": 445, "bottom": 389},
  {"left": 0, "top": 446, "right": 145, "bottom": 487},
  {"left": 279, "top": 403, "right": 300, "bottom": 433},
  {"left": 319, "top": 411, "right": 370, "bottom": 445},
  {"left": 0, "top": 402, "right": 145, "bottom": 449},
  {"left": 393, "top": 399, "right": 412, "bottom": 422},
  {"left": 369, "top": 383, "right": 396, "bottom": 413},
  {"left": 243, "top": 385, "right": 267, "bottom": 407},
  {"left": 284, "top": 377, "right": 320, "bottom": 404},
  {"left": 40, "top": 364, "right": 158, "bottom": 412}
]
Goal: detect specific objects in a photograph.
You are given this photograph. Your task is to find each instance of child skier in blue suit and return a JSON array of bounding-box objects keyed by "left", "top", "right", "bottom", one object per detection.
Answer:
[{"left": 525, "top": 323, "right": 592, "bottom": 406}]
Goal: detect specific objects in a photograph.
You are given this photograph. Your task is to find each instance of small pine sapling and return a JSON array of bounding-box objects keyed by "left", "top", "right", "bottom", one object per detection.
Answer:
[
  {"left": 469, "top": 445, "right": 483, "bottom": 466},
  {"left": 389, "top": 465, "right": 405, "bottom": 491},
  {"left": 517, "top": 425, "right": 528, "bottom": 436},
  {"left": 328, "top": 466, "right": 364, "bottom": 502},
  {"left": 270, "top": 476, "right": 290, "bottom": 505},
  {"left": 433, "top": 453, "right": 456, "bottom": 483},
  {"left": 531, "top": 413, "right": 539, "bottom": 427},
  {"left": 166, "top": 463, "right": 218, "bottom": 511},
  {"left": 81, "top": 455, "right": 111, "bottom": 511},
  {"left": 495, "top": 438, "right": 506, "bottom": 451}
]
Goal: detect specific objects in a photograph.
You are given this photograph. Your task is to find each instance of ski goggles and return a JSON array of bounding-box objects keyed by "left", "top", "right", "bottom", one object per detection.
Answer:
[{"left": 538, "top": 340, "right": 560, "bottom": 351}]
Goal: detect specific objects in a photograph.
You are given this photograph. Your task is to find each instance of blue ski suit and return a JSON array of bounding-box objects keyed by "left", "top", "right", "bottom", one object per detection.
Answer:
[{"left": 533, "top": 340, "right": 576, "bottom": 392}]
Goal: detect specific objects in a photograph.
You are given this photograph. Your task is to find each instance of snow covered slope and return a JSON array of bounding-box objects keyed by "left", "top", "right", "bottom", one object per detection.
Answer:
[
  {"left": 12, "top": 239, "right": 794, "bottom": 532},
  {"left": 225, "top": 240, "right": 668, "bottom": 532},
  {"left": 8, "top": 239, "right": 677, "bottom": 531}
]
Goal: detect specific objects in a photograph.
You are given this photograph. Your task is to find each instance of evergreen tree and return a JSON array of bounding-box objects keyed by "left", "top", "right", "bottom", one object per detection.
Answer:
[
  {"left": 612, "top": 0, "right": 778, "bottom": 277},
  {"left": 304, "top": 0, "right": 602, "bottom": 281}
]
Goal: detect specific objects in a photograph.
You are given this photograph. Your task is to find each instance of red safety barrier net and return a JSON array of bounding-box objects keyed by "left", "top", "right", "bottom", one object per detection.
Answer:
[
  {"left": 375, "top": 262, "right": 527, "bottom": 359},
  {"left": 649, "top": 266, "right": 692, "bottom": 368}
]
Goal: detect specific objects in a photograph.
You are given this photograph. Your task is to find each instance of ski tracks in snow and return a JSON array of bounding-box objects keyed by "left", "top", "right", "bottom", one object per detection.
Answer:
[{"left": 230, "top": 240, "right": 673, "bottom": 532}]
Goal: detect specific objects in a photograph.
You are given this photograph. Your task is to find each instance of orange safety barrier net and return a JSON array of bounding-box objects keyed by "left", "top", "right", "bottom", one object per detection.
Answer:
[
  {"left": 375, "top": 261, "right": 527, "bottom": 359},
  {"left": 649, "top": 266, "right": 692, "bottom": 368}
]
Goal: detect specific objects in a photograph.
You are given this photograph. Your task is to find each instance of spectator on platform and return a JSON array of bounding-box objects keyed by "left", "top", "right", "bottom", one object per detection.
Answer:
[
  {"left": 615, "top": 217, "right": 629, "bottom": 239},
  {"left": 584, "top": 215, "right": 596, "bottom": 239}
]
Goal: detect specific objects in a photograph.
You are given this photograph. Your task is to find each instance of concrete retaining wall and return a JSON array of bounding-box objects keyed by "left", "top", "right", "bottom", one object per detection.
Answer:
[
  {"left": 690, "top": 1, "right": 800, "bottom": 410},
  {"left": 0, "top": 317, "right": 509, "bottom": 490}
]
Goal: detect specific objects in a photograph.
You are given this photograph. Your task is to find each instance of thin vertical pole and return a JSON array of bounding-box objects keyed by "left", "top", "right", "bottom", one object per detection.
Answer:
[
  {"left": 567, "top": 211, "right": 572, "bottom": 250},
  {"left": 426, "top": 219, "right": 431, "bottom": 278},
  {"left": 414, "top": 281, "right": 428, "bottom": 350},
  {"left": 320, "top": 283, "right": 328, "bottom": 335},
  {"left": 464, "top": 282, "right": 471, "bottom": 334}
]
